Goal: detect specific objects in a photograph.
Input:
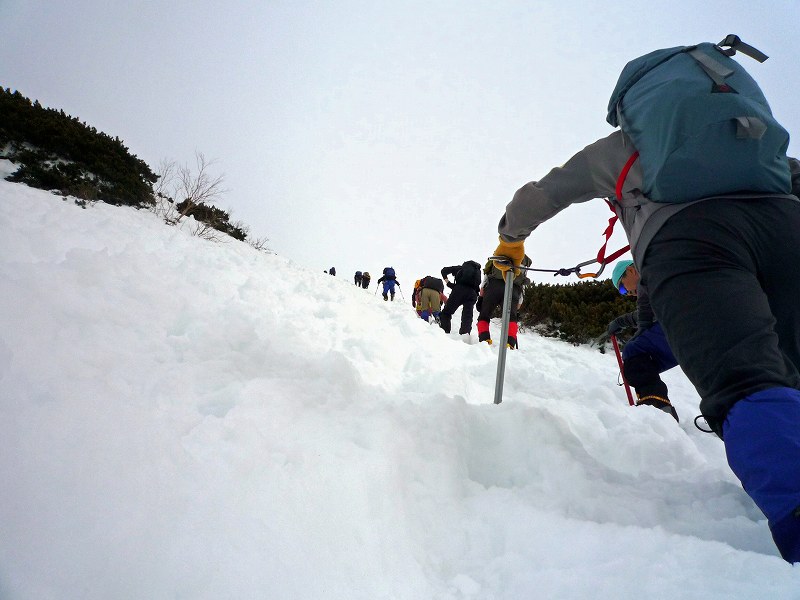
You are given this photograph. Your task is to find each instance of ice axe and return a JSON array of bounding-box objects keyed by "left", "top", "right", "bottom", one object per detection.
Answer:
[
  {"left": 610, "top": 334, "right": 635, "bottom": 406},
  {"left": 489, "top": 255, "right": 516, "bottom": 405}
]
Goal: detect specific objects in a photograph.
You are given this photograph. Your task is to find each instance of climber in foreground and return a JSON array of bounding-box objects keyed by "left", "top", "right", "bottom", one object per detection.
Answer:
[{"left": 491, "top": 35, "right": 800, "bottom": 562}]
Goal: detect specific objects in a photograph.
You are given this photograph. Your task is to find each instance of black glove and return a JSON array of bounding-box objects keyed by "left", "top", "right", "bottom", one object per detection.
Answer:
[
  {"left": 607, "top": 312, "right": 635, "bottom": 336},
  {"left": 596, "top": 332, "right": 611, "bottom": 346}
]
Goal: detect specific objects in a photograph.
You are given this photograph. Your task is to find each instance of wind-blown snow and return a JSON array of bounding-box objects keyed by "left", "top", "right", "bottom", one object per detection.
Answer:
[{"left": 1, "top": 163, "right": 798, "bottom": 599}]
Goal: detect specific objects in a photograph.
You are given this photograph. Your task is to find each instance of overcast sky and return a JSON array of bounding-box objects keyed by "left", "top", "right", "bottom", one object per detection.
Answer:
[{"left": 3, "top": 0, "right": 799, "bottom": 284}]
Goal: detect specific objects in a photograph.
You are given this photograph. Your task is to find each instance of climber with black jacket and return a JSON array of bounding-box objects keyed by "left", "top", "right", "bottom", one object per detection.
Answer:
[{"left": 439, "top": 261, "right": 482, "bottom": 335}]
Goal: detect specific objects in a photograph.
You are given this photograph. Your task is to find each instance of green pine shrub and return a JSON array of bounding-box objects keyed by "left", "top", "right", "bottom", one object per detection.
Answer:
[
  {"left": 0, "top": 87, "right": 157, "bottom": 207},
  {"left": 518, "top": 279, "right": 636, "bottom": 347}
]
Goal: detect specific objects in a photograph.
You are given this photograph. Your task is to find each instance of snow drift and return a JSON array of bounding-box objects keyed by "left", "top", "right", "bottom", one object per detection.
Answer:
[{"left": 1, "top": 164, "right": 798, "bottom": 599}]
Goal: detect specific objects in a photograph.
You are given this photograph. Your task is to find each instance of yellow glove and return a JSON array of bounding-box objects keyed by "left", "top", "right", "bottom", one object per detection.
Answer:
[{"left": 493, "top": 237, "right": 525, "bottom": 275}]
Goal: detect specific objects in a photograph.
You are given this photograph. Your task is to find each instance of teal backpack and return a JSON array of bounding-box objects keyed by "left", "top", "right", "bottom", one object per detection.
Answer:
[{"left": 607, "top": 35, "right": 791, "bottom": 203}]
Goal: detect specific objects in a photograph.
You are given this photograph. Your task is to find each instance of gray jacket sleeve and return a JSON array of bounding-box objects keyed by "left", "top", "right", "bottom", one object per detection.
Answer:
[
  {"left": 498, "top": 131, "right": 634, "bottom": 242},
  {"left": 498, "top": 138, "right": 800, "bottom": 269}
]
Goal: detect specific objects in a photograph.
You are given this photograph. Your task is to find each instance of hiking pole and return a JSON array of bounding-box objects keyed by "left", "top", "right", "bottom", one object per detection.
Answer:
[
  {"left": 396, "top": 284, "right": 405, "bottom": 300},
  {"left": 492, "top": 257, "right": 516, "bottom": 405},
  {"left": 610, "top": 334, "right": 635, "bottom": 406}
]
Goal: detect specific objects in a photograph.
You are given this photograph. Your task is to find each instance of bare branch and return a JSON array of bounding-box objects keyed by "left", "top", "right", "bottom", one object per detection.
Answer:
[
  {"left": 248, "top": 236, "right": 272, "bottom": 252},
  {"left": 150, "top": 151, "right": 255, "bottom": 245},
  {"left": 189, "top": 218, "right": 229, "bottom": 243}
]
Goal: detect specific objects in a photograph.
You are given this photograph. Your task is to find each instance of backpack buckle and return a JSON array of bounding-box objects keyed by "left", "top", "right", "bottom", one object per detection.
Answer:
[
  {"left": 717, "top": 34, "right": 740, "bottom": 56},
  {"left": 717, "top": 34, "right": 769, "bottom": 63}
]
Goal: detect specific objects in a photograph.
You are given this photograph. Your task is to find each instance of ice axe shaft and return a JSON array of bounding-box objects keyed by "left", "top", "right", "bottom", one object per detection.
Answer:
[
  {"left": 611, "top": 334, "right": 635, "bottom": 406},
  {"left": 492, "top": 258, "right": 515, "bottom": 405}
]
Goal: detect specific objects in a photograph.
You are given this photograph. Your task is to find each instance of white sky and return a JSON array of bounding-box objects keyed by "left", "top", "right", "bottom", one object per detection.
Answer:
[
  {"left": 3, "top": 168, "right": 800, "bottom": 597},
  {"left": 2, "top": 0, "right": 799, "bottom": 283}
]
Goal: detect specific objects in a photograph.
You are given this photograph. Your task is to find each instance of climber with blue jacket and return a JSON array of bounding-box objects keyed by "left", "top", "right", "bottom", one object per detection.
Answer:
[{"left": 606, "top": 260, "right": 679, "bottom": 421}]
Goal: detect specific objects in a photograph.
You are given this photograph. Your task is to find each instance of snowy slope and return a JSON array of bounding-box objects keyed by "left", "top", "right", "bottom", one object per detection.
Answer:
[{"left": 1, "top": 165, "right": 798, "bottom": 599}]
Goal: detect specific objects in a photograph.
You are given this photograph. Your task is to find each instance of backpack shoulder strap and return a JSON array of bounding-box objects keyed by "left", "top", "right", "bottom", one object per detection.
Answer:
[
  {"left": 687, "top": 46, "right": 734, "bottom": 85},
  {"left": 616, "top": 151, "right": 640, "bottom": 201},
  {"left": 595, "top": 199, "right": 630, "bottom": 265}
]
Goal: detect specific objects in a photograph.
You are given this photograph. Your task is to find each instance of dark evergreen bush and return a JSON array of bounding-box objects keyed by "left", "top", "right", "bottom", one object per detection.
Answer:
[
  {"left": 0, "top": 87, "right": 157, "bottom": 206},
  {"left": 518, "top": 279, "right": 637, "bottom": 346},
  {"left": 175, "top": 200, "right": 248, "bottom": 242},
  {"left": 0, "top": 87, "right": 260, "bottom": 246}
]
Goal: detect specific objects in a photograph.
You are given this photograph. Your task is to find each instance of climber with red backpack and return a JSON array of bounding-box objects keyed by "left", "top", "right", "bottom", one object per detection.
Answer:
[{"left": 492, "top": 35, "right": 800, "bottom": 563}]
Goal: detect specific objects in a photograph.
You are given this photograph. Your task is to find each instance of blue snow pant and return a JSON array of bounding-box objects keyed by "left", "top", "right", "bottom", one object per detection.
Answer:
[
  {"left": 382, "top": 280, "right": 396, "bottom": 299},
  {"left": 621, "top": 322, "right": 678, "bottom": 400},
  {"left": 641, "top": 196, "right": 800, "bottom": 563}
]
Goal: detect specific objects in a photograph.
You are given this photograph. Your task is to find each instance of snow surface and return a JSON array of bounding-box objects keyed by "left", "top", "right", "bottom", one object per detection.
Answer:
[{"left": 1, "top": 162, "right": 798, "bottom": 599}]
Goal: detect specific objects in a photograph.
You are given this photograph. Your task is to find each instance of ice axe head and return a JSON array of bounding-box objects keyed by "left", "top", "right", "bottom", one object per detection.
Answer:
[{"left": 489, "top": 255, "right": 517, "bottom": 276}]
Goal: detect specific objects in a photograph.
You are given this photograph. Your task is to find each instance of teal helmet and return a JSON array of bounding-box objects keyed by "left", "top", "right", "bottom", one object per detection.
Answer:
[{"left": 611, "top": 259, "right": 634, "bottom": 290}]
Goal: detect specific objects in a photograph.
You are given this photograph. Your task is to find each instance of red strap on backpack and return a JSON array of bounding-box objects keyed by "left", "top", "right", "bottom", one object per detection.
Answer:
[
  {"left": 616, "top": 151, "right": 639, "bottom": 201},
  {"left": 600, "top": 151, "right": 639, "bottom": 262},
  {"left": 595, "top": 201, "right": 619, "bottom": 264},
  {"left": 577, "top": 153, "right": 637, "bottom": 278}
]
